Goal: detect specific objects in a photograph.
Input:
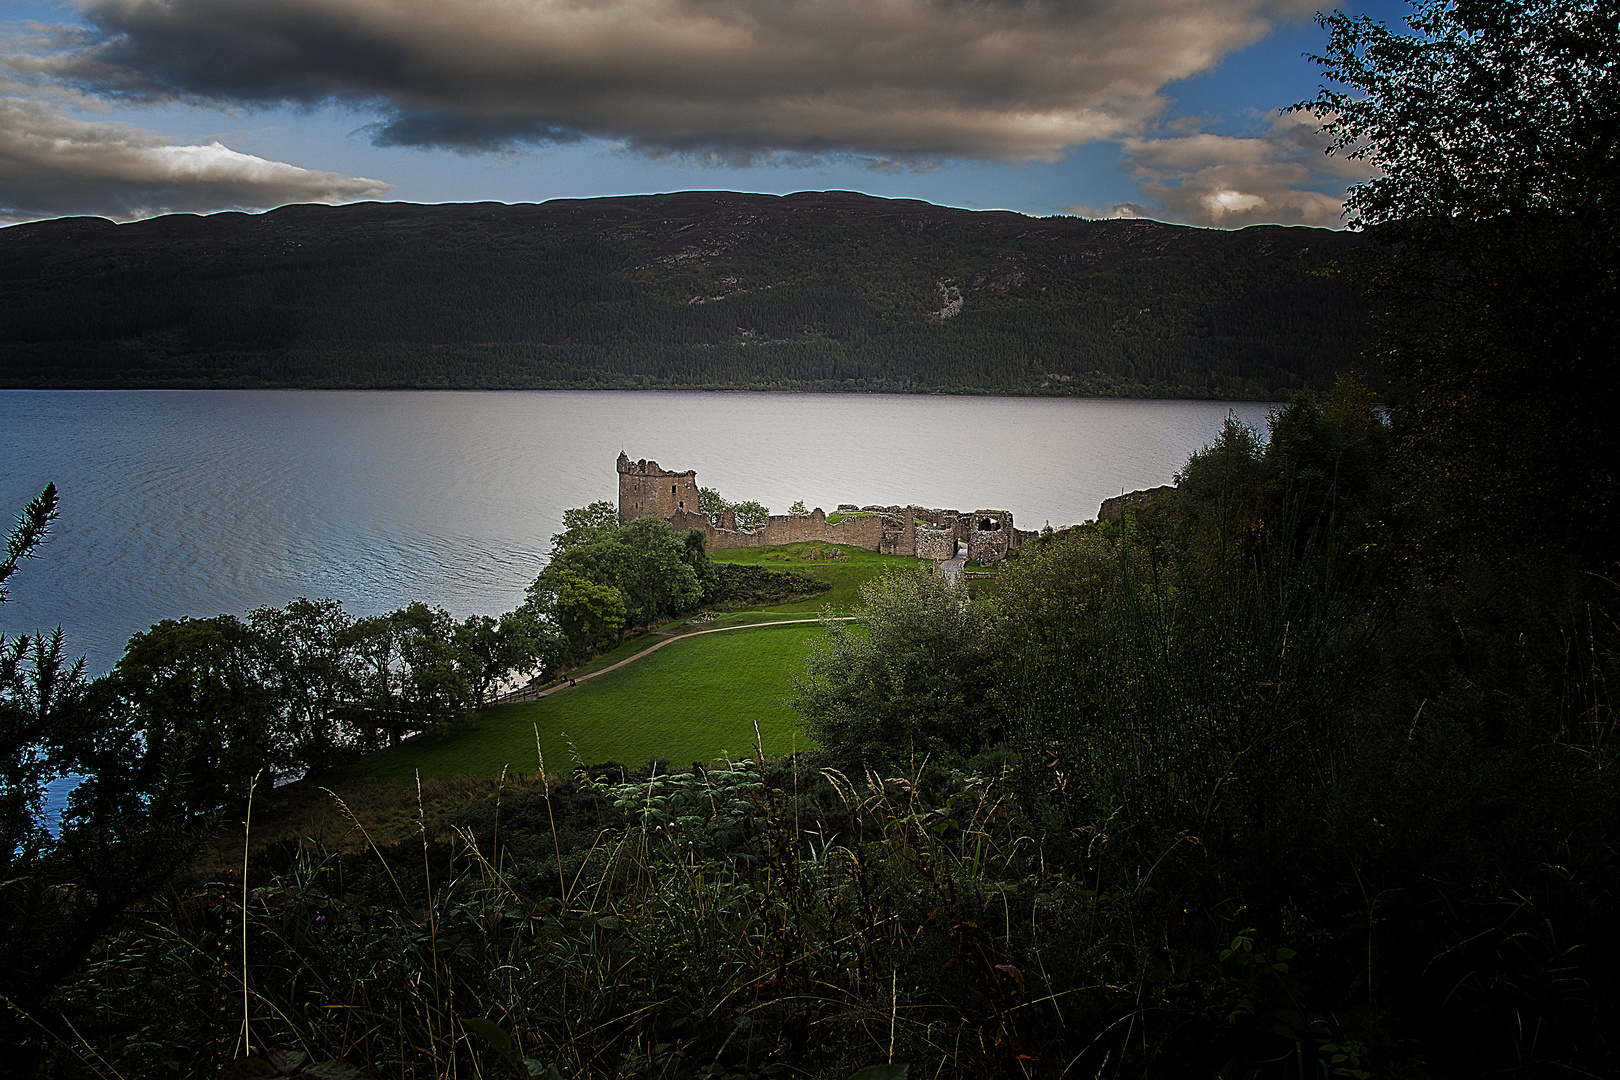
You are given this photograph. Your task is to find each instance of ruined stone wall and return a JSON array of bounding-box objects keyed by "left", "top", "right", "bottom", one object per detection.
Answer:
[
  {"left": 617, "top": 452, "right": 701, "bottom": 524},
  {"left": 865, "top": 506, "right": 969, "bottom": 551},
  {"left": 885, "top": 511, "right": 916, "bottom": 557},
  {"left": 914, "top": 525, "right": 956, "bottom": 561},
  {"left": 668, "top": 509, "right": 713, "bottom": 534},
  {"left": 1098, "top": 485, "right": 1175, "bottom": 523},
  {"left": 615, "top": 454, "right": 1032, "bottom": 559},
  {"left": 704, "top": 507, "right": 901, "bottom": 552}
]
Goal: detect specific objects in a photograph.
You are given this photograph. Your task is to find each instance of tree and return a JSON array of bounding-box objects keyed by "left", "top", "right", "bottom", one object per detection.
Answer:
[
  {"left": 730, "top": 500, "right": 770, "bottom": 530},
  {"left": 95, "top": 616, "right": 273, "bottom": 813},
  {"left": 248, "top": 596, "right": 361, "bottom": 776},
  {"left": 388, "top": 603, "right": 473, "bottom": 736},
  {"left": 616, "top": 516, "right": 705, "bottom": 625},
  {"left": 1302, "top": 0, "right": 1619, "bottom": 226},
  {"left": 1170, "top": 412, "right": 1271, "bottom": 561},
  {"left": 0, "top": 483, "right": 56, "bottom": 604},
  {"left": 0, "top": 488, "right": 222, "bottom": 1045},
  {"left": 788, "top": 500, "right": 809, "bottom": 516},
  {"left": 526, "top": 508, "right": 720, "bottom": 661},
  {"left": 542, "top": 567, "right": 627, "bottom": 656},
  {"left": 454, "top": 609, "right": 566, "bottom": 708},
  {"left": 1298, "top": 0, "right": 1620, "bottom": 567},
  {"left": 552, "top": 501, "right": 621, "bottom": 551},
  {"left": 697, "top": 486, "right": 770, "bottom": 530},
  {"left": 344, "top": 612, "right": 407, "bottom": 747},
  {"left": 793, "top": 567, "right": 1002, "bottom": 761},
  {"left": 699, "top": 487, "right": 729, "bottom": 525},
  {"left": 1, "top": 485, "right": 79, "bottom": 864}
]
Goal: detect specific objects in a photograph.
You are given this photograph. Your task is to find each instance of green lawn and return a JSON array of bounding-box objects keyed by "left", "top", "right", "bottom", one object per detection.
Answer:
[
  {"left": 348, "top": 622, "right": 827, "bottom": 783},
  {"left": 340, "top": 543, "right": 914, "bottom": 784},
  {"left": 703, "top": 543, "right": 927, "bottom": 615}
]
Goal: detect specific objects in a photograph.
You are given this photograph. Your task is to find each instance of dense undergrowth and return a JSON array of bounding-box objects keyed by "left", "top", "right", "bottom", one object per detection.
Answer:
[
  {"left": 41, "top": 562, "right": 1620, "bottom": 1079},
  {"left": 25, "top": 404, "right": 1619, "bottom": 1075}
]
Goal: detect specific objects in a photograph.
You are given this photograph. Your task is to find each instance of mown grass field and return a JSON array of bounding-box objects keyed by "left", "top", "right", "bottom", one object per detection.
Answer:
[
  {"left": 681, "top": 543, "right": 927, "bottom": 625},
  {"left": 348, "top": 622, "right": 828, "bottom": 783},
  {"left": 338, "top": 542, "right": 911, "bottom": 784}
]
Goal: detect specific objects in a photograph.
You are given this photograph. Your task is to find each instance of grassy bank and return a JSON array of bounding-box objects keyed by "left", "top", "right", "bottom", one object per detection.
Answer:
[
  {"left": 704, "top": 542, "right": 926, "bottom": 614},
  {"left": 347, "top": 621, "right": 826, "bottom": 783},
  {"left": 324, "top": 542, "right": 904, "bottom": 786}
]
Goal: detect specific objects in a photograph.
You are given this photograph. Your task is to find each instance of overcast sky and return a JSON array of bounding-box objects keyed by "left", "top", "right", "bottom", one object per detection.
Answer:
[{"left": 0, "top": 0, "right": 1406, "bottom": 227}]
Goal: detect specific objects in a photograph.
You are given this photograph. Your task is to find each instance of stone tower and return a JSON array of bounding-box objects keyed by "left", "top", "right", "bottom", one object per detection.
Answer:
[{"left": 617, "top": 451, "right": 702, "bottom": 524}]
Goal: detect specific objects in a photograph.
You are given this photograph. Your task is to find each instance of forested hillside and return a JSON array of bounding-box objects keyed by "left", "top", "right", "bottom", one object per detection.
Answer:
[{"left": 0, "top": 191, "right": 1367, "bottom": 396}]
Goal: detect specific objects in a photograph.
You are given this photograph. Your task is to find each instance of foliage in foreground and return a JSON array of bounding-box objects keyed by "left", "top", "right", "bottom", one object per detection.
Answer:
[
  {"left": 11, "top": 421, "right": 1620, "bottom": 1076},
  {"left": 18, "top": 756, "right": 1391, "bottom": 1078},
  {"left": 793, "top": 569, "right": 1002, "bottom": 762}
]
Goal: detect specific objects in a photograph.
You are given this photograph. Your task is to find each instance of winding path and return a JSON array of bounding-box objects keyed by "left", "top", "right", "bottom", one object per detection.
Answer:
[{"left": 496, "top": 616, "right": 860, "bottom": 705}]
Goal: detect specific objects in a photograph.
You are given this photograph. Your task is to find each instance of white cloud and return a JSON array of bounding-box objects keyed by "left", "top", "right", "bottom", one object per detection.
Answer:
[
  {"left": 1059, "top": 202, "right": 1151, "bottom": 220},
  {"left": 0, "top": 95, "right": 392, "bottom": 220},
  {"left": 1118, "top": 112, "right": 1376, "bottom": 228}
]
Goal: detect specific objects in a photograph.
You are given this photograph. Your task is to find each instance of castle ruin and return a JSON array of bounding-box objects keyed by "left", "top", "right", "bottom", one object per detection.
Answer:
[
  {"left": 617, "top": 454, "right": 701, "bottom": 522},
  {"left": 616, "top": 452, "right": 1034, "bottom": 562}
]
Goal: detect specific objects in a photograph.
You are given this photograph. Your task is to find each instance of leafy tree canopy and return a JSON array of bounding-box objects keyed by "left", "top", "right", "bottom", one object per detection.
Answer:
[
  {"left": 552, "top": 501, "right": 621, "bottom": 551},
  {"left": 793, "top": 567, "right": 1002, "bottom": 762},
  {"left": 1301, "top": 0, "right": 1620, "bottom": 226},
  {"left": 526, "top": 513, "right": 709, "bottom": 659},
  {"left": 697, "top": 487, "right": 771, "bottom": 530},
  {"left": 730, "top": 500, "right": 770, "bottom": 530},
  {"left": 698, "top": 487, "right": 728, "bottom": 523},
  {"left": 1301, "top": 0, "right": 1619, "bottom": 569}
]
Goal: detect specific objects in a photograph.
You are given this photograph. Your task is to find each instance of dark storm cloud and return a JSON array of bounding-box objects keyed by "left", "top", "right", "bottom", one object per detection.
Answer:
[
  {"left": 0, "top": 95, "right": 391, "bottom": 221},
  {"left": 10, "top": 0, "right": 1313, "bottom": 161}
]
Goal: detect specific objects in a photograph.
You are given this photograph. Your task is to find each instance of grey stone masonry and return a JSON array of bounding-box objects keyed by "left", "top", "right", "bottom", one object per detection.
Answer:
[
  {"left": 614, "top": 453, "right": 1031, "bottom": 559},
  {"left": 914, "top": 525, "right": 957, "bottom": 561},
  {"left": 617, "top": 452, "right": 701, "bottom": 524},
  {"left": 964, "top": 510, "right": 1014, "bottom": 563},
  {"left": 1098, "top": 485, "right": 1175, "bottom": 523}
]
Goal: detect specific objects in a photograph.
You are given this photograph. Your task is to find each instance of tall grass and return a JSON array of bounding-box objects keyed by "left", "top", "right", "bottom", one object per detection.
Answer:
[{"left": 53, "top": 755, "right": 1144, "bottom": 1078}]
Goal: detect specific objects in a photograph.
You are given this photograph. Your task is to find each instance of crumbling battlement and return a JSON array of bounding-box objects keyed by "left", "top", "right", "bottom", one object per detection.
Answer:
[
  {"left": 617, "top": 452, "right": 701, "bottom": 524},
  {"left": 702, "top": 506, "right": 915, "bottom": 555},
  {"left": 615, "top": 453, "right": 1031, "bottom": 562},
  {"left": 1098, "top": 485, "right": 1175, "bottom": 523}
]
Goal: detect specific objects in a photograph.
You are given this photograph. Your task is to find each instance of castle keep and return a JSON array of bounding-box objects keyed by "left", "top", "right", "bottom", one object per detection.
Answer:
[
  {"left": 616, "top": 452, "right": 1033, "bottom": 562},
  {"left": 617, "top": 454, "right": 701, "bottom": 521}
]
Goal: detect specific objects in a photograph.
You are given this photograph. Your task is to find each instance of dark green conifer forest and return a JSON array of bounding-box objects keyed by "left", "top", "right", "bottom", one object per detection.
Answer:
[{"left": 0, "top": 192, "right": 1367, "bottom": 398}]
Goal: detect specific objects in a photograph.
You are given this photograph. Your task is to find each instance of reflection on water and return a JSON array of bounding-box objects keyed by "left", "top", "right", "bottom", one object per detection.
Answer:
[{"left": 3, "top": 389, "right": 1272, "bottom": 675}]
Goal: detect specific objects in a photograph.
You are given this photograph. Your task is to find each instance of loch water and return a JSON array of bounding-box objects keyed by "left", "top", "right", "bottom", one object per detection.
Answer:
[{"left": 3, "top": 389, "right": 1273, "bottom": 675}]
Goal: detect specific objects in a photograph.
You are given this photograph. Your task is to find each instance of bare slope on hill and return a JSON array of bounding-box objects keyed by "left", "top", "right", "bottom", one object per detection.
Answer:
[{"left": 0, "top": 191, "right": 1367, "bottom": 396}]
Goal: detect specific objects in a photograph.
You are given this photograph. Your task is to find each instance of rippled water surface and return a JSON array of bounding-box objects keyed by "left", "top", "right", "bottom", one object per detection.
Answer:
[{"left": 3, "top": 390, "right": 1271, "bottom": 673}]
